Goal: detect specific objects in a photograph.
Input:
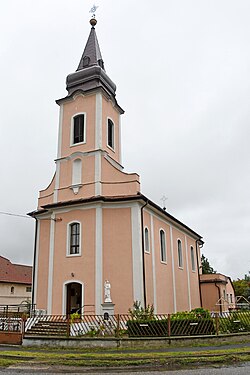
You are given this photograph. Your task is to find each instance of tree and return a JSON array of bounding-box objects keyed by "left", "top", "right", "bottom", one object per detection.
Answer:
[
  {"left": 233, "top": 271, "right": 250, "bottom": 299},
  {"left": 201, "top": 254, "right": 216, "bottom": 274}
]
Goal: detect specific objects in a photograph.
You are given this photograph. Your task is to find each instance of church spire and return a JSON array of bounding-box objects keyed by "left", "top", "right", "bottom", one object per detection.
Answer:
[
  {"left": 77, "top": 18, "right": 105, "bottom": 72},
  {"left": 66, "top": 17, "right": 116, "bottom": 99}
]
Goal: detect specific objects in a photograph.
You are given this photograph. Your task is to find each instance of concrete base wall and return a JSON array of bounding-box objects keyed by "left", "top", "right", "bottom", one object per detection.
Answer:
[{"left": 23, "top": 333, "right": 250, "bottom": 349}]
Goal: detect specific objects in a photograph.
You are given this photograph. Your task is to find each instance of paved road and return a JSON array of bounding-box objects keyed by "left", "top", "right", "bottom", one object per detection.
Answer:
[{"left": 1, "top": 363, "right": 250, "bottom": 374}]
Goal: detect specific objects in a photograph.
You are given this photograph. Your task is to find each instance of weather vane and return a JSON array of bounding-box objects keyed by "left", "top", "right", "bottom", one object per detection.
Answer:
[
  {"left": 89, "top": 4, "right": 99, "bottom": 18},
  {"left": 160, "top": 195, "right": 168, "bottom": 211}
]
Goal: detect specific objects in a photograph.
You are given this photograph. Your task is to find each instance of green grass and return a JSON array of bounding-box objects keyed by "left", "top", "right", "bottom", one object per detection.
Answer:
[{"left": 0, "top": 346, "right": 250, "bottom": 369}]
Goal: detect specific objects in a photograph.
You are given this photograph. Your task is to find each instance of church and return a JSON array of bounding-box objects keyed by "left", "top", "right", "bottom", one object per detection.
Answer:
[{"left": 29, "top": 16, "right": 204, "bottom": 316}]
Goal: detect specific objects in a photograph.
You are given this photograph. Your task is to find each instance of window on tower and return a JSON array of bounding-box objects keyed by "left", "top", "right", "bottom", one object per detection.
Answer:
[
  {"left": 73, "top": 114, "right": 85, "bottom": 144},
  {"left": 107, "top": 119, "right": 114, "bottom": 149},
  {"left": 69, "top": 222, "right": 80, "bottom": 255}
]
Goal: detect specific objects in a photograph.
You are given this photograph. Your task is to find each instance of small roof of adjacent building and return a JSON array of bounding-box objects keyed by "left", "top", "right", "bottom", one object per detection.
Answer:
[{"left": 0, "top": 256, "right": 32, "bottom": 285}]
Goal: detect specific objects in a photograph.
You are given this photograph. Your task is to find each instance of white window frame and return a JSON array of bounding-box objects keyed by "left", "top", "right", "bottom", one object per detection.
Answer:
[
  {"left": 70, "top": 112, "right": 87, "bottom": 147},
  {"left": 144, "top": 226, "right": 150, "bottom": 254},
  {"left": 177, "top": 239, "right": 183, "bottom": 269},
  {"left": 66, "top": 221, "right": 82, "bottom": 257},
  {"left": 190, "top": 246, "right": 196, "bottom": 272},
  {"left": 159, "top": 228, "right": 167, "bottom": 264},
  {"left": 107, "top": 117, "right": 115, "bottom": 151}
]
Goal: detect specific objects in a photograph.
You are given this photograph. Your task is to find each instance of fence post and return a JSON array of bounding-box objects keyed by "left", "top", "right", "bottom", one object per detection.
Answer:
[
  {"left": 22, "top": 316, "right": 26, "bottom": 336},
  {"left": 168, "top": 314, "right": 171, "bottom": 337},
  {"left": 66, "top": 315, "right": 70, "bottom": 337},
  {"left": 116, "top": 314, "right": 120, "bottom": 337},
  {"left": 215, "top": 312, "right": 219, "bottom": 335}
]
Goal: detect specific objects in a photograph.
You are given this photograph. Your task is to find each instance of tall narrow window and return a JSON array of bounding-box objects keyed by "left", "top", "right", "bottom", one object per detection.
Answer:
[
  {"left": 107, "top": 119, "right": 114, "bottom": 149},
  {"left": 190, "top": 246, "right": 195, "bottom": 271},
  {"left": 160, "top": 230, "right": 166, "bottom": 262},
  {"left": 73, "top": 114, "right": 85, "bottom": 144},
  {"left": 177, "top": 240, "right": 183, "bottom": 268},
  {"left": 69, "top": 223, "right": 80, "bottom": 255},
  {"left": 10, "top": 286, "right": 14, "bottom": 294},
  {"left": 144, "top": 227, "right": 150, "bottom": 253}
]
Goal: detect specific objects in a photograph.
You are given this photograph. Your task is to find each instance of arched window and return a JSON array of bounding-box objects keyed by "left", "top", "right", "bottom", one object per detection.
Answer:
[
  {"left": 69, "top": 222, "right": 80, "bottom": 255},
  {"left": 107, "top": 119, "right": 114, "bottom": 149},
  {"left": 72, "top": 159, "right": 82, "bottom": 186},
  {"left": 72, "top": 114, "right": 85, "bottom": 144},
  {"left": 10, "top": 286, "right": 14, "bottom": 294},
  {"left": 144, "top": 227, "right": 150, "bottom": 253},
  {"left": 178, "top": 239, "right": 183, "bottom": 268},
  {"left": 190, "top": 246, "right": 195, "bottom": 271},
  {"left": 160, "top": 230, "right": 166, "bottom": 262}
]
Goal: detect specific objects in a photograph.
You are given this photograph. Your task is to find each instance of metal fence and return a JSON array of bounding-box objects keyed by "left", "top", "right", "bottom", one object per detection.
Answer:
[
  {"left": 23, "top": 311, "right": 250, "bottom": 338},
  {"left": 0, "top": 317, "right": 23, "bottom": 333}
]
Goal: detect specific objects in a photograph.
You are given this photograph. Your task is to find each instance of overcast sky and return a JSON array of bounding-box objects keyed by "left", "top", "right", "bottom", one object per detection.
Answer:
[{"left": 0, "top": 0, "right": 249, "bottom": 280}]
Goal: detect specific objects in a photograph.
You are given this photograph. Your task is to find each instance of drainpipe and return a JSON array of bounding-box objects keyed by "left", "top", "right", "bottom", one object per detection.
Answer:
[
  {"left": 215, "top": 283, "right": 222, "bottom": 313},
  {"left": 196, "top": 240, "right": 203, "bottom": 308},
  {"left": 141, "top": 200, "right": 148, "bottom": 308},
  {"left": 31, "top": 217, "right": 38, "bottom": 309}
]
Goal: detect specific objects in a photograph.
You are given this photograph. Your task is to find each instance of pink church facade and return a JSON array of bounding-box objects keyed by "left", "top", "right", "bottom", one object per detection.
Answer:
[{"left": 30, "top": 18, "right": 203, "bottom": 316}]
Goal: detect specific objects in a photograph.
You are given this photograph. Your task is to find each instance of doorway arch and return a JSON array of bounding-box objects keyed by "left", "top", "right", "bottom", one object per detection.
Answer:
[{"left": 63, "top": 281, "right": 84, "bottom": 316}]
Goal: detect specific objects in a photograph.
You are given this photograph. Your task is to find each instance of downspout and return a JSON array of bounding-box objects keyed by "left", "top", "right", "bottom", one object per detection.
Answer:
[
  {"left": 31, "top": 217, "right": 38, "bottom": 309},
  {"left": 215, "top": 283, "right": 222, "bottom": 313},
  {"left": 141, "top": 200, "right": 148, "bottom": 308},
  {"left": 196, "top": 239, "right": 203, "bottom": 308}
]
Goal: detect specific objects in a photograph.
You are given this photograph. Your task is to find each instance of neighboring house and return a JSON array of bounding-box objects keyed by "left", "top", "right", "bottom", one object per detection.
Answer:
[
  {"left": 200, "top": 273, "right": 236, "bottom": 312},
  {"left": 0, "top": 256, "right": 32, "bottom": 306},
  {"left": 29, "top": 17, "right": 204, "bottom": 316}
]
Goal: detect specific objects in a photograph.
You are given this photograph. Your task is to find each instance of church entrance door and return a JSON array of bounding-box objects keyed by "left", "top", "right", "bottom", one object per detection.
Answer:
[{"left": 66, "top": 282, "right": 82, "bottom": 316}]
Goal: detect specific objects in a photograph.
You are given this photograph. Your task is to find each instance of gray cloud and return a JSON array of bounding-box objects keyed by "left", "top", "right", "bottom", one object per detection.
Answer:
[{"left": 0, "top": 0, "right": 249, "bottom": 279}]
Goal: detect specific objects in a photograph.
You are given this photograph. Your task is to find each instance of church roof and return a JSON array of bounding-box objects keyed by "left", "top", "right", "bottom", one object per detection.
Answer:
[
  {"left": 65, "top": 18, "right": 117, "bottom": 99},
  {"left": 29, "top": 194, "right": 203, "bottom": 241},
  {"left": 77, "top": 22, "right": 105, "bottom": 71}
]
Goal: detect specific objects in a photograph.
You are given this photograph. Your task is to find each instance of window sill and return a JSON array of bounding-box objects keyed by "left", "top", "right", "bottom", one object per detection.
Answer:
[
  {"left": 160, "top": 260, "right": 167, "bottom": 265},
  {"left": 70, "top": 141, "right": 86, "bottom": 147},
  {"left": 66, "top": 253, "right": 82, "bottom": 258}
]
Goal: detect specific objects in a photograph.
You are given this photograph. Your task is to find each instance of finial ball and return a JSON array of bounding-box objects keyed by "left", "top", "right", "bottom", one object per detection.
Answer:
[{"left": 90, "top": 18, "right": 97, "bottom": 27}]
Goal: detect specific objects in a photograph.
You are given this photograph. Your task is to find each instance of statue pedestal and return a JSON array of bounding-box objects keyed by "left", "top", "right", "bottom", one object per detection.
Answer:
[{"left": 101, "top": 302, "right": 115, "bottom": 318}]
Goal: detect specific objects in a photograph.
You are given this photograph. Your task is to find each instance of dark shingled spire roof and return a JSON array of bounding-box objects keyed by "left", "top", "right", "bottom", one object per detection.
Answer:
[
  {"left": 65, "top": 18, "right": 118, "bottom": 102},
  {"left": 77, "top": 25, "right": 105, "bottom": 71}
]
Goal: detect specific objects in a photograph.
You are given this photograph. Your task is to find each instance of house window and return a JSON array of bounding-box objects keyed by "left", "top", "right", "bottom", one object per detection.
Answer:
[
  {"left": 144, "top": 227, "right": 150, "bottom": 253},
  {"left": 190, "top": 246, "right": 195, "bottom": 271},
  {"left": 160, "top": 230, "right": 166, "bottom": 262},
  {"left": 26, "top": 286, "right": 32, "bottom": 293},
  {"left": 69, "top": 222, "right": 80, "bottom": 255},
  {"left": 73, "top": 114, "right": 85, "bottom": 144},
  {"left": 177, "top": 240, "right": 183, "bottom": 268},
  {"left": 107, "top": 119, "right": 114, "bottom": 149},
  {"left": 10, "top": 286, "right": 14, "bottom": 294},
  {"left": 230, "top": 294, "right": 233, "bottom": 303}
]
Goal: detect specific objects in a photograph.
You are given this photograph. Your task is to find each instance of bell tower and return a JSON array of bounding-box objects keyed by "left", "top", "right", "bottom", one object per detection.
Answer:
[{"left": 38, "top": 18, "right": 140, "bottom": 208}]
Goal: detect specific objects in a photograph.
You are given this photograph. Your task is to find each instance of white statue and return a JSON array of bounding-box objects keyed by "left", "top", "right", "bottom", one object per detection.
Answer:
[{"left": 104, "top": 280, "right": 112, "bottom": 303}]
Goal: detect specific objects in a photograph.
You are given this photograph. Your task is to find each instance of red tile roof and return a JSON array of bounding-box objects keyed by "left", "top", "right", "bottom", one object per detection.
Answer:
[{"left": 0, "top": 256, "right": 32, "bottom": 284}]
